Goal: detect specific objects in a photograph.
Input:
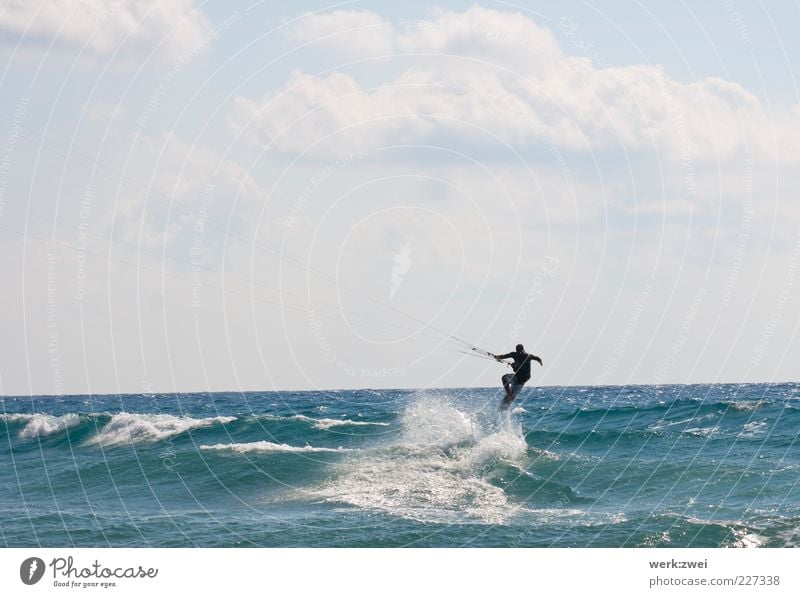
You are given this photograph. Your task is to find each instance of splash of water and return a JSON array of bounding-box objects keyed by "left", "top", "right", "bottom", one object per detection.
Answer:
[{"left": 315, "top": 394, "right": 530, "bottom": 524}]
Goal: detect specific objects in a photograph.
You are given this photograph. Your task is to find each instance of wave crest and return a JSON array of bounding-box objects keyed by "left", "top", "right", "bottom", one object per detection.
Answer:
[
  {"left": 287, "top": 414, "right": 389, "bottom": 430},
  {"left": 85, "top": 413, "right": 235, "bottom": 447},
  {"left": 8, "top": 414, "right": 82, "bottom": 439},
  {"left": 200, "top": 441, "right": 353, "bottom": 454}
]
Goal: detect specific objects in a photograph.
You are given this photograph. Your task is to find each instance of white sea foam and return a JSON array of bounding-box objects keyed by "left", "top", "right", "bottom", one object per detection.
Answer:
[
  {"left": 731, "top": 529, "right": 765, "bottom": 548},
  {"left": 524, "top": 508, "right": 627, "bottom": 526},
  {"left": 529, "top": 446, "right": 561, "bottom": 461},
  {"left": 684, "top": 426, "right": 719, "bottom": 437},
  {"left": 727, "top": 400, "right": 766, "bottom": 412},
  {"left": 5, "top": 413, "right": 82, "bottom": 438},
  {"left": 457, "top": 417, "right": 528, "bottom": 470},
  {"left": 684, "top": 515, "right": 765, "bottom": 548},
  {"left": 738, "top": 420, "right": 768, "bottom": 438},
  {"left": 399, "top": 394, "right": 479, "bottom": 447},
  {"left": 639, "top": 531, "right": 672, "bottom": 547},
  {"left": 1, "top": 413, "right": 34, "bottom": 423},
  {"left": 774, "top": 525, "right": 800, "bottom": 547},
  {"left": 314, "top": 395, "right": 531, "bottom": 524},
  {"left": 200, "top": 441, "right": 353, "bottom": 454},
  {"left": 289, "top": 414, "right": 389, "bottom": 430},
  {"left": 648, "top": 414, "right": 716, "bottom": 433},
  {"left": 86, "top": 413, "right": 235, "bottom": 446},
  {"left": 257, "top": 413, "right": 389, "bottom": 430},
  {"left": 648, "top": 416, "right": 701, "bottom": 431}
]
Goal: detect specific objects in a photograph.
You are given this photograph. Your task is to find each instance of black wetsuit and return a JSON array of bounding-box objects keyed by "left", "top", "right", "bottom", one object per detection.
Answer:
[{"left": 497, "top": 351, "right": 538, "bottom": 384}]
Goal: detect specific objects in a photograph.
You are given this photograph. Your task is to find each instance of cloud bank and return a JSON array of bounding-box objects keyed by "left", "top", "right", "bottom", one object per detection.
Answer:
[
  {"left": 235, "top": 7, "right": 792, "bottom": 169},
  {"left": 1, "top": 0, "right": 212, "bottom": 61}
]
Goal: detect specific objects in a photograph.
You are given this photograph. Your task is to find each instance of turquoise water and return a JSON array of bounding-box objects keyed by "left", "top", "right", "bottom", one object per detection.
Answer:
[{"left": 2, "top": 384, "right": 799, "bottom": 547}]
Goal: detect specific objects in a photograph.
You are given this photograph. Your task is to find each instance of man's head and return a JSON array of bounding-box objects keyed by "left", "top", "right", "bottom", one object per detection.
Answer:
[{"left": 515, "top": 344, "right": 524, "bottom": 352}]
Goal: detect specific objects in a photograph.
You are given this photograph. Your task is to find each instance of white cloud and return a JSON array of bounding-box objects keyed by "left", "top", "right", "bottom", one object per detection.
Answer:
[
  {"left": 395, "top": 6, "right": 562, "bottom": 66},
  {"left": 0, "top": 0, "right": 212, "bottom": 61},
  {"left": 234, "top": 55, "right": 783, "bottom": 165},
  {"left": 228, "top": 4, "right": 800, "bottom": 263},
  {"left": 287, "top": 6, "right": 561, "bottom": 67},
  {"left": 286, "top": 9, "right": 394, "bottom": 57},
  {"left": 242, "top": 7, "right": 793, "bottom": 172},
  {"left": 232, "top": 69, "right": 435, "bottom": 155}
]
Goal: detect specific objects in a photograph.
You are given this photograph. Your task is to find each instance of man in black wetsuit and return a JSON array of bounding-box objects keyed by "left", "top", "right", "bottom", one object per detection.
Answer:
[{"left": 492, "top": 344, "right": 543, "bottom": 410}]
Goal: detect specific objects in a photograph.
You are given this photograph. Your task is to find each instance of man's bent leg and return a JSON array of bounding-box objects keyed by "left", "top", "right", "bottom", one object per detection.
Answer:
[
  {"left": 500, "top": 380, "right": 524, "bottom": 411},
  {"left": 501, "top": 373, "right": 514, "bottom": 396}
]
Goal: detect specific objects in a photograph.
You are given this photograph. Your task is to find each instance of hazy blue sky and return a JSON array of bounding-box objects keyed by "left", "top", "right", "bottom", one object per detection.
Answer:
[{"left": 1, "top": 1, "right": 798, "bottom": 395}]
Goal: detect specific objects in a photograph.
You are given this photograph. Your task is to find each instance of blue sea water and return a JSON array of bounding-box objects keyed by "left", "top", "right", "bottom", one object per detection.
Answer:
[{"left": 1, "top": 383, "right": 799, "bottom": 547}]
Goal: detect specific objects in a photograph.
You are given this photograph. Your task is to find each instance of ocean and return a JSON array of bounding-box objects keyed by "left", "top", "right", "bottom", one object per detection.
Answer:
[{"left": 1, "top": 383, "right": 799, "bottom": 547}]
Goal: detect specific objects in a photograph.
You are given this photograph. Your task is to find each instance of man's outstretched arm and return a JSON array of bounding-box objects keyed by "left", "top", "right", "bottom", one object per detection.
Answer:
[
  {"left": 494, "top": 352, "right": 514, "bottom": 360},
  {"left": 532, "top": 355, "right": 543, "bottom": 365}
]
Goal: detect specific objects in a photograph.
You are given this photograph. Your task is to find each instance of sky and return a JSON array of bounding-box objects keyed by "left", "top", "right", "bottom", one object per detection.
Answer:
[{"left": 0, "top": 0, "right": 799, "bottom": 395}]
